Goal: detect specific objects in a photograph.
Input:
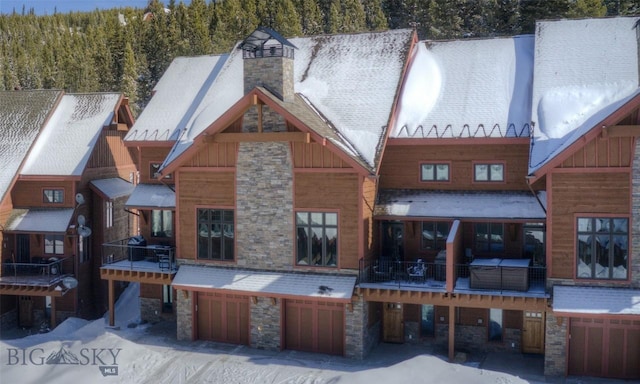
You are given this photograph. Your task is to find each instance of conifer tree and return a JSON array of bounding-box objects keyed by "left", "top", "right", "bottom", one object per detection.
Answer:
[
  {"left": 297, "top": 0, "right": 324, "bottom": 35},
  {"left": 568, "top": 0, "right": 608, "bottom": 17}
]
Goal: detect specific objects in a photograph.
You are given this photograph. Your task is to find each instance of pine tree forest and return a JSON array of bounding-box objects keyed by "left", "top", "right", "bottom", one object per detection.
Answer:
[{"left": 1, "top": 0, "right": 638, "bottom": 114}]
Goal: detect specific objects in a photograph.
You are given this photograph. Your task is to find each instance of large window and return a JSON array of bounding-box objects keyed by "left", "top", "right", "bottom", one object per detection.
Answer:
[
  {"left": 421, "top": 305, "right": 435, "bottom": 337},
  {"left": 151, "top": 210, "right": 173, "bottom": 237},
  {"left": 474, "top": 163, "right": 504, "bottom": 182},
  {"left": 198, "top": 209, "right": 234, "bottom": 261},
  {"left": 577, "top": 217, "right": 628, "bottom": 280},
  {"left": 475, "top": 223, "right": 504, "bottom": 253},
  {"left": 296, "top": 212, "right": 338, "bottom": 267},
  {"left": 421, "top": 163, "right": 449, "bottom": 182},
  {"left": 44, "top": 234, "right": 64, "bottom": 254},
  {"left": 421, "top": 221, "right": 449, "bottom": 250},
  {"left": 43, "top": 189, "right": 64, "bottom": 203}
]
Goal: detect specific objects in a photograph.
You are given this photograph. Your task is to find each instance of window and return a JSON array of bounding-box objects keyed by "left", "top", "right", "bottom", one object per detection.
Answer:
[
  {"left": 105, "top": 201, "right": 113, "bottom": 228},
  {"left": 524, "top": 223, "right": 545, "bottom": 266},
  {"left": 489, "top": 308, "right": 503, "bottom": 341},
  {"left": 43, "top": 189, "right": 64, "bottom": 203},
  {"left": 162, "top": 285, "right": 173, "bottom": 313},
  {"left": 474, "top": 163, "right": 504, "bottom": 182},
  {"left": 421, "top": 163, "right": 449, "bottom": 181},
  {"left": 44, "top": 234, "right": 64, "bottom": 254},
  {"left": 421, "top": 305, "right": 435, "bottom": 337},
  {"left": 150, "top": 163, "right": 172, "bottom": 179},
  {"left": 151, "top": 210, "right": 173, "bottom": 237},
  {"left": 79, "top": 235, "right": 89, "bottom": 263},
  {"left": 296, "top": 212, "right": 338, "bottom": 267},
  {"left": 421, "top": 221, "right": 449, "bottom": 250},
  {"left": 197, "top": 209, "right": 234, "bottom": 260},
  {"left": 475, "top": 223, "right": 504, "bottom": 253},
  {"left": 577, "top": 217, "right": 628, "bottom": 280}
]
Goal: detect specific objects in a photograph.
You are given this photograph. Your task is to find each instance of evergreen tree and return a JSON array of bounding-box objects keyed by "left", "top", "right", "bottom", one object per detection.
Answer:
[
  {"left": 297, "top": 0, "right": 324, "bottom": 35},
  {"left": 519, "top": 0, "right": 570, "bottom": 34},
  {"left": 187, "top": 0, "right": 212, "bottom": 54},
  {"left": 327, "top": 0, "right": 343, "bottom": 33},
  {"left": 121, "top": 41, "right": 139, "bottom": 114},
  {"left": 273, "top": 0, "right": 303, "bottom": 37},
  {"left": 568, "top": 0, "right": 608, "bottom": 17},
  {"left": 494, "top": 0, "right": 520, "bottom": 35},
  {"left": 342, "top": 0, "right": 367, "bottom": 32},
  {"left": 363, "top": 0, "right": 388, "bottom": 31}
]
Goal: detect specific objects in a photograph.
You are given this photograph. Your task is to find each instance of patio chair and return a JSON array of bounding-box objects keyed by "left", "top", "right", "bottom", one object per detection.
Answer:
[{"left": 407, "top": 259, "right": 427, "bottom": 282}]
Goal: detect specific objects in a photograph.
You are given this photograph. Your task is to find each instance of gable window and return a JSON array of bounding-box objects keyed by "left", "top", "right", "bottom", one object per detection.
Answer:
[
  {"left": 197, "top": 208, "right": 234, "bottom": 261},
  {"left": 475, "top": 223, "right": 504, "bottom": 253},
  {"left": 577, "top": 217, "right": 628, "bottom": 280},
  {"left": 43, "top": 189, "right": 64, "bottom": 204},
  {"left": 44, "top": 234, "right": 64, "bottom": 254},
  {"left": 489, "top": 308, "right": 503, "bottom": 341},
  {"left": 105, "top": 201, "right": 113, "bottom": 228},
  {"left": 150, "top": 163, "right": 172, "bottom": 180},
  {"left": 296, "top": 212, "right": 338, "bottom": 267},
  {"left": 421, "top": 221, "right": 449, "bottom": 251},
  {"left": 421, "top": 163, "right": 449, "bottom": 182},
  {"left": 151, "top": 210, "right": 173, "bottom": 238},
  {"left": 474, "top": 163, "right": 504, "bottom": 182}
]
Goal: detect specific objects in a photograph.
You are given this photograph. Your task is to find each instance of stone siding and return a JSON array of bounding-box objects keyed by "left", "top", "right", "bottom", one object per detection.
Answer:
[
  {"left": 140, "top": 297, "right": 176, "bottom": 324},
  {"left": 250, "top": 297, "right": 281, "bottom": 351},
  {"left": 544, "top": 312, "right": 567, "bottom": 376},
  {"left": 243, "top": 56, "right": 294, "bottom": 102},
  {"left": 345, "top": 296, "right": 366, "bottom": 359},
  {"left": 176, "top": 289, "right": 192, "bottom": 341}
]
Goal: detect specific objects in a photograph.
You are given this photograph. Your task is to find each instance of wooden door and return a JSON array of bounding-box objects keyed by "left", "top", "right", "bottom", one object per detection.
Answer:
[
  {"left": 197, "top": 292, "right": 249, "bottom": 344},
  {"left": 19, "top": 296, "right": 33, "bottom": 327},
  {"left": 285, "top": 299, "right": 344, "bottom": 355},
  {"left": 522, "top": 311, "right": 544, "bottom": 354},
  {"left": 383, "top": 302, "right": 404, "bottom": 343},
  {"left": 16, "top": 235, "right": 29, "bottom": 262}
]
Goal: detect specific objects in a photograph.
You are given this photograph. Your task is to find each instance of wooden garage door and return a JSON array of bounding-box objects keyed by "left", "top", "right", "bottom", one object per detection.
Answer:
[
  {"left": 569, "top": 317, "right": 640, "bottom": 379},
  {"left": 285, "top": 299, "right": 344, "bottom": 356},
  {"left": 197, "top": 292, "right": 249, "bottom": 345}
]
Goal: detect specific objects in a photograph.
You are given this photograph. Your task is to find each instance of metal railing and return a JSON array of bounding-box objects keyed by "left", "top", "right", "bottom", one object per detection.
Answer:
[
  {"left": 102, "top": 238, "right": 176, "bottom": 272},
  {"left": 1, "top": 258, "right": 68, "bottom": 285},
  {"left": 359, "top": 258, "right": 446, "bottom": 289}
]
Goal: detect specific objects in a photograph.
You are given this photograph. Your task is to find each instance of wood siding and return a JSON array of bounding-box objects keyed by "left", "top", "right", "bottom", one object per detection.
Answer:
[
  {"left": 86, "top": 130, "right": 136, "bottom": 170},
  {"left": 11, "top": 180, "right": 75, "bottom": 208},
  {"left": 549, "top": 172, "right": 630, "bottom": 279},
  {"left": 177, "top": 171, "right": 235, "bottom": 260},
  {"left": 292, "top": 142, "right": 352, "bottom": 169},
  {"left": 140, "top": 147, "right": 172, "bottom": 183},
  {"left": 559, "top": 137, "right": 633, "bottom": 168},
  {"left": 186, "top": 142, "right": 238, "bottom": 168},
  {"left": 295, "top": 172, "right": 360, "bottom": 269},
  {"left": 379, "top": 143, "right": 531, "bottom": 190},
  {"left": 362, "top": 177, "right": 377, "bottom": 260}
]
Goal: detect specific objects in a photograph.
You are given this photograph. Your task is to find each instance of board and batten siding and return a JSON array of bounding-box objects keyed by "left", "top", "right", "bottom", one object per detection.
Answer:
[
  {"left": 549, "top": 172, "right": 630, "bottom": 279},
  {"left": 139, "top": 147, "right": 172, "bottom": 182},
  {"left": 559, "top": 136, "right": 633, "bottom": 169},
  {"left": 11, "top": 180, "right": 75, "bottom": 207},
  {"left": 295, "top": 172, "right": 360, "bottom": 270},
  {"left": 379, "top": 143, "right": 531, "bottom": 190},
  {"left": 177, "top": 170, "right": 235, "bottom": 260}
]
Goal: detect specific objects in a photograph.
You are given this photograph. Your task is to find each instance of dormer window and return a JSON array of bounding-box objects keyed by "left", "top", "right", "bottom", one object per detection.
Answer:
[
  {"left": 150, "top": 163, "right": 172, "bottom": 180},
  {"left": 43, "top": 189, "right": 64, "bottom": 204},
  {"left": 474, "top": 163, "right": 504, "bottom": 182}
]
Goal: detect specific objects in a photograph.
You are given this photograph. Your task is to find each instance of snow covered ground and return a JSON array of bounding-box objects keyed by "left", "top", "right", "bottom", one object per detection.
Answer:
[{"left": 1, "top": 283, "right": 540, "bottom": 384}]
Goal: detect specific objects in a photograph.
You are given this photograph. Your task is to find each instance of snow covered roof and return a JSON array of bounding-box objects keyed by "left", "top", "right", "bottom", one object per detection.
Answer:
[
  {"left": 137, "top": 29, "right": 412, "bottom": 173},
  {"left": 0, "top": 90, "right": 62, "bottom": 202},
  {"left": 125, "top": 183, "right": 175, "bottom": 209},
  {"left": 392, "top": 36, "right": 534, "bottom": 139},
  {"left": 553, "top": 285, "right": 640, "bottom": 315},
  {"left": 172, "top": 264, "right": 356, "bottom": 302},
  {"left": 375, "top": 189, "right": 546, "bottom": 220},
  {"left": 20, "top": 93, "right": 121, "bottom": 176},
  {"left": 90, "top": 178, "right": 135, "bottom": 200},
  {"left": 529, "top": 17, "right": 640, "bottom": 174},
  {"left": 6, "top": 208, "right": 74, "bottom": 233}
]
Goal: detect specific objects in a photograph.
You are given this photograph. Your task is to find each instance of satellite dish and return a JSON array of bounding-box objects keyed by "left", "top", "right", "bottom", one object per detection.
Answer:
[
  {"left": 75, "top": 193, "right": 85, "bottom": 205},
  {"left": 62, "top": 277, "right": 78, "bottom": 289},
  {"left": 77, "top": 215, "right": 86, "bottom": 226},
  {"left": 77, "top": 226, "right": 92, "bottom": 238}
]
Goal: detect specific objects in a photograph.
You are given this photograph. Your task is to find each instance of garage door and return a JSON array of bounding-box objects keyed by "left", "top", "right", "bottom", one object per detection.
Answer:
[
  {"left": 285, "top": 299, "right": 344, "bottom": 356},
  {"left": 568, "top": 317, "right": 640, "bottom": 379},
  {"left": 197, "top": 292, "right": 249, "bottom": 345}
]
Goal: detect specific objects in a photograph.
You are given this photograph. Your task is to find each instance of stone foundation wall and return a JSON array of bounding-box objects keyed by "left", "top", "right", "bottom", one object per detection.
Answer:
[
  {"left": 544, "top": 312, "right": 567, "bottom": 376},
  {"left": 0, "top": 309, "right": 17, "bottom": 330},
  {"left": 250, "top": 297, "right": 281, "bottom": 351},
  {"left": 176, "top": 289, "right": 192, "bottom": 341},
  {"left": 345, "top": 296, "right": 366, "bottom": 359},
  {"left": 140, "top": 297, "right": 176, "bottom": 324}
]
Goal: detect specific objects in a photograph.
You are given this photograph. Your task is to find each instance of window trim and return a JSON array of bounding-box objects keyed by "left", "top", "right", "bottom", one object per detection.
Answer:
[
  {"left": 42, "top": 188, "right": 64, "bottom": 204},
  {"left": 105, "top": 201, "right": 114, "bottom": 228},
  {"left": 44, "top": 234, "right": 64, "bottom": 255},
  {"left": 472, "top": 161, "right": 506, "bottom": 183},
  {"left": 295, "top": 210, "right": 339, "bottom": 268},
  {"left": 196, "top": 207, "right": 235, "bottom": 262},
  {"left": 575, "top": 215, "right": 629, "bottom": 281},
  {"left": 419, "top": 162, "right": 451, "bottom": 183}
]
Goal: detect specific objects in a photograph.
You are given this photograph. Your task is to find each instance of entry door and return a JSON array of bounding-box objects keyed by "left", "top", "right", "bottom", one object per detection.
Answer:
[
  {"left": 16, "top": 234, "right": 30, "bottom": 262},
  {"left": 383, "top": 302, "right": 404, "bottom": 343},
  {"left": 19, "top": 296, "right": 33, "bottom": 327},
  {"left": 522, "top": 311, "right": 545, "bottom": 354}
]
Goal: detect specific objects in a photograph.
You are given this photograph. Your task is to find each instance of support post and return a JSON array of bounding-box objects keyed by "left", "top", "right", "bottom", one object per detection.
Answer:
[
  {"left": 50, "top": 296, "right": 56, "bottom": 328},
  {"left": 108, "top": 279, "right": 115, "bottom": 326},
  {"left": 448, "top": 305, "right": 455, "bottom": 361}
]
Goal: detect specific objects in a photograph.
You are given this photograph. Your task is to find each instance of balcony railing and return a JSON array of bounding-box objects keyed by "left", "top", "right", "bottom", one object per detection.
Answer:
[
  {"left": 358, "top": 258, "right": 447, "bottom": 290},
  {"left": 102, "top": 238, "right": 176, "bottom": 273},
  {"left": 1, "top": 257, "right": 68, "bottom": 285}
]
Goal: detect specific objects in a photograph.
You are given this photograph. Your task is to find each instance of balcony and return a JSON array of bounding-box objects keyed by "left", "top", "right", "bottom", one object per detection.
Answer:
[
  {"left": 358, "top": 259, "right": 446, "bottom": 292},
  {"left": 101, "top": 238, "right": 177, "bottom": 274},
  {"left": 0, "top": 257, "right": 70, "bottom": 287}
]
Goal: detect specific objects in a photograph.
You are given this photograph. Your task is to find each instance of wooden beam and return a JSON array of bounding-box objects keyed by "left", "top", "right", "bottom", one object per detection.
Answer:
[
  {"left": 211, "top": 132, "right": 310, "bottom": 143},
  {"left": 108, "top": 279, "right": 115, "bottom": 327},
  {"left": 603, "top": 125, "right": 640, "bottom": 137},
  {"left": 51, "top": 296, "right": 57, "bottom": 328},
  {"left": 448, "top": 305, "right": 455, "bottom": 362},
  {"left": 0, "top": 284, "right": 64, "bottom": 297},
  {"left": 258, "top": 103, "right": 263, "bottom": 133}
]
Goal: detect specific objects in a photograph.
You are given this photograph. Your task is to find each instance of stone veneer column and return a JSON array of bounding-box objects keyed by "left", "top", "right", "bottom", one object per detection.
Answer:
[
  {"left": 176, "top": 289, "right": 192, "bottom": 341},
  {"left": 345, "top": 295, "right": 369, "bottom": 359},
  {"left": 631, "top": 139, "right": 640, "bottom": 287},
  {"left": 236, "top": 141, "right": 293, "bottom": 270},
  {"left": 250, "top": 297, "right": 282, "bottom": 350},
  {"left": 544, "top": 312, "right": 567, "bottom": 376}
]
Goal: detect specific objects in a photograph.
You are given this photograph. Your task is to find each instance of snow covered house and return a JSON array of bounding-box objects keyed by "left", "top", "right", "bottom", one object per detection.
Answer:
[
  {"left": 102, "top": 18, "right": 640, "bottom": 380},
  {"left": 0, "top": 91, "right": 136, "bottom": 330}
]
